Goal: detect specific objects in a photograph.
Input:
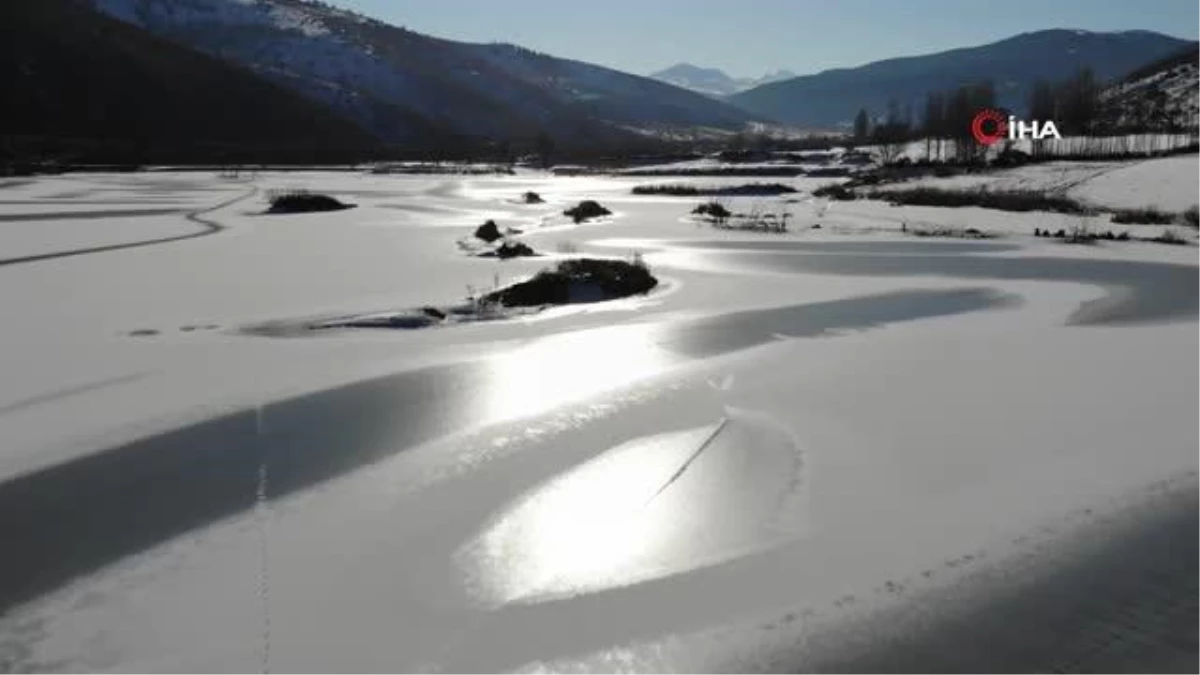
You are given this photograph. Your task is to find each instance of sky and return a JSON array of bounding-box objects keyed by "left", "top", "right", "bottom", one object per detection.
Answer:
[{"left": 326, "top": 0, "right": 1199, "bottom": 78}]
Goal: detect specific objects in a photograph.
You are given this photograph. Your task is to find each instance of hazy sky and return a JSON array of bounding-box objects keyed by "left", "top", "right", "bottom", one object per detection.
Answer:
[{"left": 326, "top": 0, "right": 1198, "bottom": 77}]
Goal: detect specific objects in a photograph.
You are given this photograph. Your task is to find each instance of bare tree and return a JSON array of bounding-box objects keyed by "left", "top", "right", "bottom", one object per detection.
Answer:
[
  {"left": 535, "top": 132, "right": 555, "bottom": 169},
  {"left": 942, "top": 80, "right": 996, "bottom": 163},
  {"left": 873, "top": 98, "right": 910, "bottom": 164},
  {"left": 853, "top": 108, "right": 870, "bottom": 143},
  {"left": 1028, "top": 80, "right": 1056, "bottom": 120},
  {"left": 922, "top": 92, "right": 945, "bottom": 161},
  {"left": 1027, "top": 80, "right": 1057, "bottom": 157},
  {"left": 1057, "top": 67, "right": 1100, "bottom": 135}
]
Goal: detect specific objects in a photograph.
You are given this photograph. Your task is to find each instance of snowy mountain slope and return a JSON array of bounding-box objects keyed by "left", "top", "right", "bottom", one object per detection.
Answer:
[
  {"left": 650, "top": 63, "right": 742, "bottom": 97},
  {"left": 730, "top": 29, "right": 1193, "bottom": 128},
  {"left": 89, "top": 0, "right": 761, "bottom": 145},
  {"left": 650, "top": 63, "right": 797, "bottom": 97},
  {"left": 1, "top": 0, "right": 378, "bottom": 163},
  {"left": 1099, "top": 44, "right": 1199, "bottom": 132}
]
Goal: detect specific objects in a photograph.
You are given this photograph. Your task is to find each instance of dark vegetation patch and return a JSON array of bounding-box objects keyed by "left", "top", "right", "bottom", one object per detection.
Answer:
[
  {"left": 300, "top": 257, "right": 657, "bottom": 331},
  {"left": 813, "top": 184, "right": 857, "bottom": 201},
  {"left": 474, "top": 219, "right": 503, "bottom": 242},
  {"left": 470, "top": 220, "right": 535, "bottom": 258},
  {"left": 779, "top": 150, "right": 838, "bottom": 164},
  {"left": 1148, "top": 229, "right": 1188, "bottom": 245},
  {"left": 1034, "top": 226, "right": 1189, "bottom": 246},
  {"left": 1065, "top": 229, "right": 1101, "bottom": 245},
  {"left": 369, "top": 163, "right": 515, "bottom": 175},
  {"left": 692, "top": 201, "right": 791, "bottom": 233},
  {"left": 904, "top": 224, "right": 998, "bottom": 240},
  {"left": 990, "top": 148, "right": 1033, "bottom": 168},
  {"left": 846, "top": 162, "right": 975, "bottom": 187},
  {"left": 804, "top": 167, "right": 853, "bottom": 178},
  {"left": 479, "top": 241, "right": 538, "bottom": 259},
  {"left": 620, "top": 167, "right": 805, "bottom": 177},
  {"left": 692, "top": 201, "right": 732, "bottom": 220},
  {"left": 821, "top": 178, "right": 1199, "bottom": 228},
  {"left": 563, "top": 200, "right": 611, "bottom": 223},
  {"left": 1035, "top": 227, "right": 1124, "bottom": 243},
  {"left": 870, "top": 187, "right": 1090, "bottom": 215},
  {"left": 632, "top": 183, "right": 796, "bottom": 197},
  {"left": 266, "top": 191, "right": 354, "bottom": 214},
  {"left": 714, "top": 149, "right": 774, "bottom": 163},
  {"left": 550, "top": 166, "right": 602, "bottom": 177},
  {"left": 1110, "top": 208, "right": 1177, "bottom": 225},
  {"left": 713, "top": 214, "right": 791, "bottom": 233},
  {"left": 484, "top": 258, "right": 656, "bottom": 307}
]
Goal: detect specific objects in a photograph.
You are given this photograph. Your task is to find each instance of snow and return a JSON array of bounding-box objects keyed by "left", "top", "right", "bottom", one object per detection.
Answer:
[
  {"left": 648, "top": 64, "right": 797, "bottom": 97},
  {"left": 861, "top": 133, "right": 1197, "bottom": 164},
  {"left": 267, "top": 4, "right": 330, "bottom": 37},
  {"left": 0, "top": 163, "right": 1195, "bottom": 671},
  {"left": 1070, "top": 154, "right": 1200, "bottom": 211},
  {"left": 872, "top": 153, "right": 1200, "bottom": 212},
  {"left": 0, "top": 212, "right": 199, "bottom": 260}
]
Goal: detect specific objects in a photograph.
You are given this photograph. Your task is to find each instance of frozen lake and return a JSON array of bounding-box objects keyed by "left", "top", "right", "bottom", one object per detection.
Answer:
[{"left": 0, "top": 167, "right": 1195, "bottom": 671}]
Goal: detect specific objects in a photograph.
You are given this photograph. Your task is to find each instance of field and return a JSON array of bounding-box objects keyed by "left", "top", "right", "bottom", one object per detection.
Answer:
[{"left": 0, "top": 158, "right": 1196, "bottom": 671}]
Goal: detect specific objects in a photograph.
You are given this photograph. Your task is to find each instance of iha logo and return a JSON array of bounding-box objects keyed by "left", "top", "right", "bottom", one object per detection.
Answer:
[{"left": 971, "top": 109, "right": 1061, "bottom": 145}]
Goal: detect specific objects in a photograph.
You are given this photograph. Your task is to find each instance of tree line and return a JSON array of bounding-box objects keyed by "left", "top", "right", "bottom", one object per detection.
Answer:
[
  {"left": 852, "top": 79, "right": 1003, "bottom": 164},
  {"left": 850, "top": 66, "right": 1198, "bottom": 164}
]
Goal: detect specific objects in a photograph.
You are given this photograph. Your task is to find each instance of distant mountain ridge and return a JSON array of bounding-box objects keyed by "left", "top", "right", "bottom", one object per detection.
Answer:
[
  {"left": 89, "top": 0, "right": 761, "bottom": 148},
  {"left": 650, "top": 63, "right": 797, "bottom": 97},
  {"left": 729, "top": 29, "right": 1193, "bottom": 128}
]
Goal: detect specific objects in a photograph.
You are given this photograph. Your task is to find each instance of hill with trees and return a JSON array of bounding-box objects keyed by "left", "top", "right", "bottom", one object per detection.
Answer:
[
  {"left": 1, "top": 0, "right": 384, "bottom": 166},
  {"left": 730, "top": 29, "right": 1192, "bottom": 129}
]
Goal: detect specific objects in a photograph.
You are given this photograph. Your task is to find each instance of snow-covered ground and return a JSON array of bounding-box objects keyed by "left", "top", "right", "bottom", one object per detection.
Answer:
[
  {"left": 0, "top": 161, "right": 1195, "bottom": 671},
  {"left": 867, "top": 133, "right": 1198, "bottom": 163},
  {"left": 870, "top": 154, "right": 1200, "bottom": 212}
]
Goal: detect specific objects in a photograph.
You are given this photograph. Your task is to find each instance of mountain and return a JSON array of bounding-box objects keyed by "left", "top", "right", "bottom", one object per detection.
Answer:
[
  {"left": 1098, "top": 43, "right": 1199, "bottom": 132},
  {"left": 1, "top": 0, "right": 382, "bottom": 164},
  {"left": 650, "top": 63, "right": 741, "bottom": 97},
  {"left": 88, "top": 0, "right": 761, "bottom": 147},
  {"left": 729, "top": 29, "right": 1193, "bottom": 128},
  {"left": 754, "top": 70, "right": 799, "bottom": 88},
  {"left": 650, "top": 63, "right": 797, "bottom": 97}
]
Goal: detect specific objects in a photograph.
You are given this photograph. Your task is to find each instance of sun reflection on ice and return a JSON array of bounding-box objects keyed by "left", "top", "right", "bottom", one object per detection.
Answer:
[
  {"left": 458, "top": 411, "right": 806, "bottom": 606},
  {"left": 462, "top": 425, "right": 720, "bottom": 604},
  {"left": 479, "top": 324, "right": 674, "bottom": 424}
]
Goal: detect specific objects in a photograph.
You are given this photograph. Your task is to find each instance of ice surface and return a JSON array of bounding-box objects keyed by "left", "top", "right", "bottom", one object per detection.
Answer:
[{"left": 0, "top": 163, "right": 1195, "bottom": 671}]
